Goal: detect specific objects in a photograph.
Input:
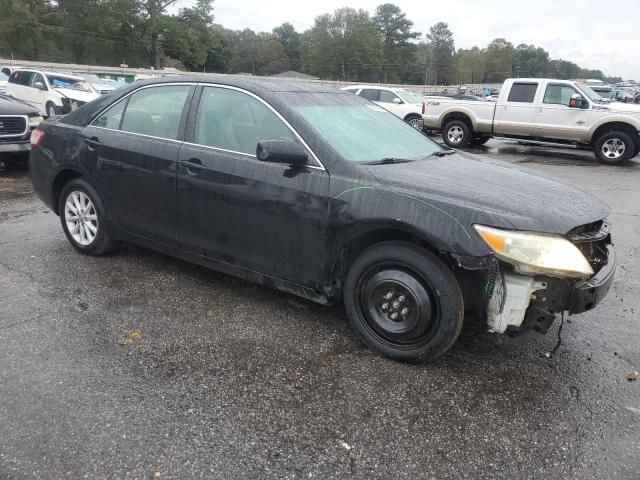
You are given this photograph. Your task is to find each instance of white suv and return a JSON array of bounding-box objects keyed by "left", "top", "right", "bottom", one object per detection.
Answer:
[
  {"left": 5, "top": 69, "right": 100, "bottom": 117},
  {"left": 341, "top": 85, "right": 425, "bottom": 129}
]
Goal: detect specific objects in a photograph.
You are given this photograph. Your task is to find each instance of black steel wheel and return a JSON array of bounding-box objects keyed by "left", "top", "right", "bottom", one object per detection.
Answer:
[{"left": 344, "top": 242, "right": 464, "bottom": 362}]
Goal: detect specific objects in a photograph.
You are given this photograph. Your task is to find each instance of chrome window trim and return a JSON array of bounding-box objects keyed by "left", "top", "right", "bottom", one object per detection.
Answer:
[
  {"left": 0, "top": 115, "right": 29, "bottom": 138},
  {"left": 89, "top": 125, "right": 185, "bottom": 144},
  {"left": 89, "top": 81, "right": 326, "bottom": 170}
]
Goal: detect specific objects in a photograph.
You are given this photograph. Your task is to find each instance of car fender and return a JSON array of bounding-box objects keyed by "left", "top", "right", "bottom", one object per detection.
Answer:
[{"left": 587, "top": 113, "right": 640, "bottom": 140}]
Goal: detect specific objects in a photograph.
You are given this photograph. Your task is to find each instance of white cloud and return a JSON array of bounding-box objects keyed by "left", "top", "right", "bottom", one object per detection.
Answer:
[{"left": 176, "top": 0, "right": 639, "bottom": 79}]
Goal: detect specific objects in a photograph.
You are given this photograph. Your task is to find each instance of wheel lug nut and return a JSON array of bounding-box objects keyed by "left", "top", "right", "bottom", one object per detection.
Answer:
[
  {"left": 401, "top": 308, "right": 409, "bottom": 316},
  {"left": 389, "top": 312, "right": 399, "bottom": 321},
  {"left": 392, "top": 301, "right": 400, "bottom": 310},
  {"left": 381, "top": 302, "right": 389, "bottom": 311},
  {"left": 384, "top": 292, "right": 393, "bottom": 300},
  {"left": 398, "top": 295, "right": 405, "bottom": 303}
]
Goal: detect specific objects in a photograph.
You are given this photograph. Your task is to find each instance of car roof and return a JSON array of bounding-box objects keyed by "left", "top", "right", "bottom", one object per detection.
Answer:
[
  {"left": 14, "top": 68, "right": 85, "bottom": 81},
  {"left": 340, "top": 85, "right": 406, "bottom": 92}
]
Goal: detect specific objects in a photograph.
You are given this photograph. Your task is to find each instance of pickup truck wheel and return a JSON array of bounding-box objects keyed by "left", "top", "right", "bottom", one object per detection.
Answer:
[
  {"left": 46, "top": 102, "right": 58, "bottom": 118},
  {"left": 471, "top": 136, "right": 491, "bottom": 146},
  {"left": 443, "top": 120, "right": 471, "bottom": 148},
  {"left": 59, "top": 178, "right": 119, "bottom": 256},
  {"left": 595, "top": 131, "right": 634, "bottom": 164},
  {"left": 344, "top": 242, "right": 464, "bottom": 362}
]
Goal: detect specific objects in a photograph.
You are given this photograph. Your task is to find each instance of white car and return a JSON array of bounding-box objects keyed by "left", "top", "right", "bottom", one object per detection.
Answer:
[
  {"left": 0, "top": 71, "right": 8, "bottom": 94},
  {"left": 341, "top": 85, "right": 425, "bottom": 129},
  {"left": 5, "top": 69, "right": 100, "bottom": 117}
]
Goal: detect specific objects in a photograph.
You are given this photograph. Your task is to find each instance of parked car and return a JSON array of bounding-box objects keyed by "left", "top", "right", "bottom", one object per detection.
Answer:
[
  {"left": 73, "top": 73, "right": 121, "bottom": 95},
  {"left": 5, "top": 69, "right": 100, "bottom": 117},
  {"left": 1, "top": 65, "right": 24, "bottom": 77},
  {"left": 0, "top": 93, "right": 43, "bottom": 169},
  {"left": 0, "top": 71, "right": 8, "bottom": 94},
  {"left": 423, "top": 78, "right": 640, "bottom": 164},
  {"left": 29, "top": 76, "right": 616, "bottom": 362},
  {"left": 341, "top": 85, "right": 425, "bottom": 129}
]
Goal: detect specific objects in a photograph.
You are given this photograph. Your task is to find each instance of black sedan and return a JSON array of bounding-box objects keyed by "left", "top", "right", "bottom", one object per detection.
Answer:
[{"left": 29, "top": 76, "right": 616, "bottom": 361}]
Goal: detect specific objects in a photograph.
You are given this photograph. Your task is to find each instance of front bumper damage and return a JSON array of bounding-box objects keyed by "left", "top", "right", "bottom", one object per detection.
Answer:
[{"left": 484, "top": 226, "right": 616, "bottom": 335}]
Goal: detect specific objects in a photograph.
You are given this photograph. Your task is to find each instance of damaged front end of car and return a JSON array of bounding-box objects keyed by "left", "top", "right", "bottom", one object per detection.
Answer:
[{"left": 458, "top": 220, "right": 615, "bottom": 335}]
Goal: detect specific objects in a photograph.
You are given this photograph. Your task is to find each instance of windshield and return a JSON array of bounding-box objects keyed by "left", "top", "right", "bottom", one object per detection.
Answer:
[
  {"left": 79, "top": 73, "right": 104, "bottom": 83},
  {"left": 293, "top": 102, "right": 441, "bottom": 163},
  {"left": 578, "top": 84, "right": 608, "bottom": 103},
  {"left": 46, "top": 75, "right": 96, "bottom": 93},
  {"left": 396, "top": 89, "right": 424, "bottom": 104}
]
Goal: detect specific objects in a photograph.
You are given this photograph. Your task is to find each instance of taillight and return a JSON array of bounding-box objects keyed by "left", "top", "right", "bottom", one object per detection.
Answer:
[
  {"left": 422, "top": 102, "right": 425, "bottom": 114},
  {"left": 30, "top": 129, "right": 45, "bottom": 147}
]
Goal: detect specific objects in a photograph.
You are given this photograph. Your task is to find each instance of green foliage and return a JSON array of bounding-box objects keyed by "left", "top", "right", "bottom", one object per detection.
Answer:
[{"left": 0, "top": 1, "right": 625, "bottom": 83}]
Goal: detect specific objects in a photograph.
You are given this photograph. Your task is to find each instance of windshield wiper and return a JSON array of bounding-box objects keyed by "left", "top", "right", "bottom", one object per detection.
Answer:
[
  {"left": 427, "top": 150, "right": 456, "bottom": 158},
  {"left": 361, "top": 157, "right": 414, "bottom": 165}
]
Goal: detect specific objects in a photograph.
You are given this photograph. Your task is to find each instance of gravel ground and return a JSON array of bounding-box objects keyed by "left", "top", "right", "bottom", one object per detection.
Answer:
[{"left": 1, "top": 142, "right": 639, "bottom": 479}]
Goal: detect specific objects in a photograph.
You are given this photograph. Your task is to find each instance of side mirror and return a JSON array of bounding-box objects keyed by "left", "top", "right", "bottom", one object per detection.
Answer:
[
  {"left": 569, "top": 94, "right": 588, "bottom": 109},
  {"left": 392, "top": 97, "right": 402, "bottom": 104},
  {"left": 256, "top": 139, "right": 308, "bottom": 166},
  {"left": 33, "top": 81, "right": 46, "bottom": 90}
]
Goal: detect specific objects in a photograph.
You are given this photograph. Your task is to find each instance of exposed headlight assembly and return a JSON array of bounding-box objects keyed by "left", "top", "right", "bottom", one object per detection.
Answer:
[{"left": 474, "top": 225, "right": 594, "bottom": 279}]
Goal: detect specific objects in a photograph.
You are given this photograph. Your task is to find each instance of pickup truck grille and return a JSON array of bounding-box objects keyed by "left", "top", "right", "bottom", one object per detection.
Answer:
[{"left": 0, "top": 116, "right": 28, "bottom": 137}]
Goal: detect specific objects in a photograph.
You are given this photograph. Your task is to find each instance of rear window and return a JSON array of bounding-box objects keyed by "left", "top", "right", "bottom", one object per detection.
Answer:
[{"left": 507, "top": 83, "right": 538, "bottom": 103}]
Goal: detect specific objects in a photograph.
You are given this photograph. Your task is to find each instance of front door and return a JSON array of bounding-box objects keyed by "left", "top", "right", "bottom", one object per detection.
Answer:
[
  {"left": 82, "top": 84, "right": 194, "bottom": 244},
  {"left": 176, "top": 85, "right": 330, "bottom": 286},
  {"left": 532, "top": 83, "right": 593, "bottom": 141}
]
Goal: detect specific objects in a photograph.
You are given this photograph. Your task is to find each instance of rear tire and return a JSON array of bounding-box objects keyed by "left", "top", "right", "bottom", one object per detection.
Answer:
[
  {"left": 594, "top": 131, "right": 635, "bottom": 165},
  {"left": 59, "top": 178, "right": 119, "bottom": 256},
  {"left": 442, "top": 120, "right": 472, "bottom": 148},
  {"left": 344, "top": 242, "right": 464, "bottom": 362}
]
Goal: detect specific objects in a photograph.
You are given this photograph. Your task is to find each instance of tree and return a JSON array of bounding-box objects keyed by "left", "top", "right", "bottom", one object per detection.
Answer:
[
  {"left": 301, "top": 8, "right": 383, "bottom": 81},
  {"left": 273, "top": 22, "right": 301, "bottom": 71},
  {"left": 372, "top": 3, "right": 420, "bottom": 82},
  {"left": 426, "top": 22, "right": 454, "bottom": 84},
  {"left": 482, "top": 38, "right": 514, "bottom": 82},
  {"left": 453, "top": 47, "right": 486, "bottom": 84},
  {"left": 256, "top": 33, "right": 289, "bottom": 75}
]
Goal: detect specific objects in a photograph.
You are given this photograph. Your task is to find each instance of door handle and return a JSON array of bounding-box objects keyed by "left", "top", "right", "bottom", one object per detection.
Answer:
[
  {"left": 184, "top": 157, "right": 205, "bottom": 175},
  {"left": 83, "top": 136, "right": 101, "bottom": 150}
]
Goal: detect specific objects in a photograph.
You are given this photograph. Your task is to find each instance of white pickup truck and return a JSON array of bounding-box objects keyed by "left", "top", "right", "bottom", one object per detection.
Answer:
[{"left": 423, "top": 78, "right": 640, "bottom": 164}]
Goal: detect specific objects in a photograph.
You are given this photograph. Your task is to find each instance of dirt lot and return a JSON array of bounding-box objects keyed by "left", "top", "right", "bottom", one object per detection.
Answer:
[{"left": 1, "top": 142, "right": 639, "bottom": 479}]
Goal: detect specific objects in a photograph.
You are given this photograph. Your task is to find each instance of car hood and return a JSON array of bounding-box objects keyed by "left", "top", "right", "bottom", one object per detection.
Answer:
[
  {"left": 53, "top": 88, "right": 100, "bottom": 103},
  {"left": 0, "top": 94, "right": 40, "bottom": 115},
  {"left": 598, "top": 102, "right": 640, "bottom": 114},
  {"left": 362, "top": 152, "right": 610, "bottom": 236}
]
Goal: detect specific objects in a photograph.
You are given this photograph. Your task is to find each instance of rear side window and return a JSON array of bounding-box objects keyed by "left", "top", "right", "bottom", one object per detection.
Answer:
[
  {"left": 92, "top": 100, "right": 126, "bottom": 129},
  {"left": 9, "top": 70, "right": 33, "bottom": 86},
  {"left": 193, "top": 86, "right": 297, "bottom": 155},
  {"left": 120, "top": 85, "right": 190, "bottom": 140},
  {"left": 359, "top": 89, "right": 380, "bottom": 101},
  {"left": 507, "top": 83, "right": 538, "bottom": 103}
]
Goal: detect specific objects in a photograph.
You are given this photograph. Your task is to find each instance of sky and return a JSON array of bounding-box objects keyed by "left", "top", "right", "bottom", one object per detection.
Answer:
[{"left": 171, "top": 0, "right": 639, "bottom": 80}]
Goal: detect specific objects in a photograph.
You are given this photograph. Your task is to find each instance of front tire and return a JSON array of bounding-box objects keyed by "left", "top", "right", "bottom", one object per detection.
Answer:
[
  {"left": 46, "top": 102, "right": 58, "bottom": 118},
  {"left": 594, "top": 131, "right": 635, "bottom": 165},
  {"left": 59, "top": 178, "right": 118, "bottom": 255},
  {"left": 344, "top": 242, "right": 464, "bottom": 362},
  {"left": 442, "top": 120, "right": 472, "bottom": 148},
  {"left": 404, "top": 114, "right": 423, "bottom": 131}
]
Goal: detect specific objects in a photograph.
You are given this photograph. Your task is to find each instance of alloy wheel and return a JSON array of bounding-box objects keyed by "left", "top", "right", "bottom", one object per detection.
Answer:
[
  {"left": 447, "top": 126, "right": 464, "bottom": 144},
  {"left": 602, "top": 138, "right": 626, "bottom": 159},
  {"left": 64, "top": 191, "right": 98, "bottom": 246}
]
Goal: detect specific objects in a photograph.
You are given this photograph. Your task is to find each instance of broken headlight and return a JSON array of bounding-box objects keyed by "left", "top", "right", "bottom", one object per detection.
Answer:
[{"left": 474, "top": 225, "right": 594, "bottom": 279}]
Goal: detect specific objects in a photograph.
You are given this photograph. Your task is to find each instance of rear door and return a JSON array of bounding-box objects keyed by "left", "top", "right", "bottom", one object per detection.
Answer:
[
  {"left": 83, "top": 83, "right": 194, "bottom": 244},
  {"left": 493, "top": 81, "right": 539, "bottom": 137},
  {"left": 532, "top": 83, "right": 592, "bottom": 141},
  {"left": 176, "top": 85, "right": 330, "bottom": 286}
]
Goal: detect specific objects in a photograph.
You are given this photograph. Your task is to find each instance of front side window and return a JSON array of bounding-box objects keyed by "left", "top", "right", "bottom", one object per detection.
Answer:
[
  {"left": 507, "top": 83, "right": 538, "bottom": 103},
  {"left": 543, "top": 84, "right": 580, "bottom": 106},
  {"left": 359, "top": 89, "right": 380, "bottom": 101},
  {"left": 194, "top": 86, "right": 297, "bottom": 155},
  {"left": 120, "top": 85, "right": 190, "bottom": 140},
  {"left": 379, "top": 90, "right": 401, "bottom": 103},
  {"left": 31, "top": 73, "right": 46, "bottom": 90}
]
